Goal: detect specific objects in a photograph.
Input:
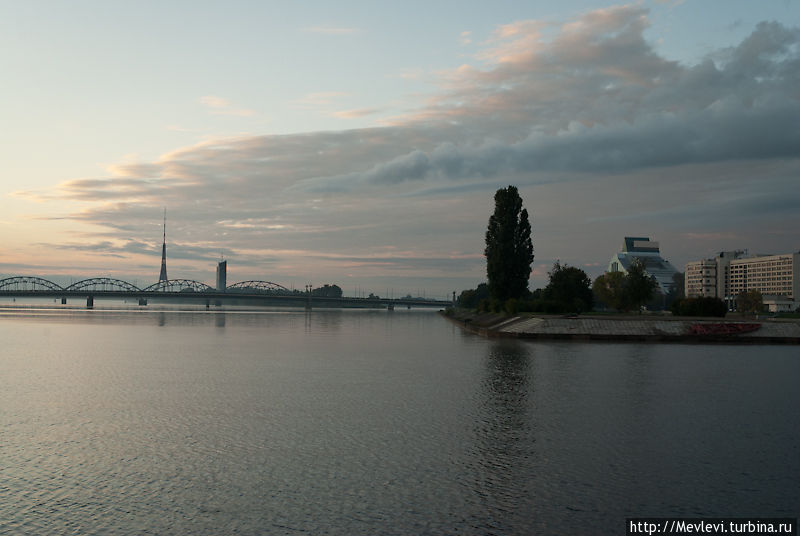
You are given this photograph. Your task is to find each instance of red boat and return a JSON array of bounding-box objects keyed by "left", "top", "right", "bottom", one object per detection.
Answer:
[{"left": 689, "top": 323, "right": 761, "bottom": 335}]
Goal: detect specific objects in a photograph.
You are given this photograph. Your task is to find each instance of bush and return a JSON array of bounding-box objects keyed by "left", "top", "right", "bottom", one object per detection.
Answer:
[
  {"left": 504, "top": 298, "right": 520, "bottom": 315},
  {"left": 477, "top": 297, "right": 505, "bottom": 313},
  {"left": 474, "top": 294, "right": 580, "bottom": 315},
  {"left": 671, "top": 297, "right": 727, "bottom": 317},
  {"left": 506, "top": 298, "right": 564, "bottom": 314},
  {"left": 489, "top": 298, "right": 504, "bottom": 313}
]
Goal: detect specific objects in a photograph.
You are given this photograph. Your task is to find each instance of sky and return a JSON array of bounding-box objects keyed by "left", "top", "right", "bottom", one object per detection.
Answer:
[{"left": 1, "top": 0, "right": 799, "bottom": 299}]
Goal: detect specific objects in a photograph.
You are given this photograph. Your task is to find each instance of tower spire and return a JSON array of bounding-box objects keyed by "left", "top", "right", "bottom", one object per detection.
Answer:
[{"left": 159, "top": 208, "right": 168, "bottom": 282}]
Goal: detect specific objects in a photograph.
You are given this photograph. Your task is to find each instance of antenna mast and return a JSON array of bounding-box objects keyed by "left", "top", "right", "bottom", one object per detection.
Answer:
[{"left": 159, "top": 208, "right": 168, "bottom": 282}]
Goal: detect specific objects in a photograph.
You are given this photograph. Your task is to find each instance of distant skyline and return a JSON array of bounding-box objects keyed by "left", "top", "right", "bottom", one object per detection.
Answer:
[{"left": 2, "top": 1, "right": 799, "bottom": 298}]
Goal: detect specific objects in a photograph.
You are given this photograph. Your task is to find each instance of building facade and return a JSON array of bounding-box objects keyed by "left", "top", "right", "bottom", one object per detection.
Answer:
[
  {"left": 608, "top": 237, "right": 679, "bottom": 295},
  {"left": 216, "top": 260, "right": 227, "bottom": 291},
  {"left": 685, "top": 259, "right": 716, "bottom": 298},
  {"left": 685, "top": 251, "right": 800, "bottom": 312}
]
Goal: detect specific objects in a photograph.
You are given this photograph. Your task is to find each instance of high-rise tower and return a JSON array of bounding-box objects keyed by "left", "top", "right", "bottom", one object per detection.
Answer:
[
  {"left": 216, "top": 258, "right": 227, "bottom": 291},
  {"left": 159, "top": 209, "right": 168, "bottom": 282}
]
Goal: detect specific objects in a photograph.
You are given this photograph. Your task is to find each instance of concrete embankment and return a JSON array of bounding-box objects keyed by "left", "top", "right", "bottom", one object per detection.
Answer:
[{"left": 442, "top": 310, "right": 800, "bottom": 344}]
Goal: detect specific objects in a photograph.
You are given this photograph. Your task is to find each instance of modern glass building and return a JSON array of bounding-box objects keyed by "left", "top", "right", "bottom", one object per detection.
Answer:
[{"left": 607, "top": 237, "right": 679, "bottom": 295}]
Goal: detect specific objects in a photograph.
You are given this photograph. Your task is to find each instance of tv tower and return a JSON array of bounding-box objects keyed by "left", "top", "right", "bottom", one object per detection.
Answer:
[{"left": 159, "top": 208, "right": 168, "bottom": 282}]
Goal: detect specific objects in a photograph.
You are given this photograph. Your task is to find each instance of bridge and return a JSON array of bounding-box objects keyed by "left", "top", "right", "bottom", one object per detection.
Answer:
[{"left": 0, "top": 276, "right": 452, "bottom": 310}]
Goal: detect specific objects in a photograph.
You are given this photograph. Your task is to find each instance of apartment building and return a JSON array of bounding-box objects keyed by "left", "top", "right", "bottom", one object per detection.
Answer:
[
  {"left": 685, "top": 250, "right": 800, "bottom": 312},
  {"left": 685, "top": 259, "right": 717, "bottom": 298},
  {"left": 728, "top": 253, "right": 797, "bottom": 303}
]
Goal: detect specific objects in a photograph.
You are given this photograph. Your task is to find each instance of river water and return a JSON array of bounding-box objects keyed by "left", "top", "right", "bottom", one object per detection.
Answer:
[{"left": 1, "top": 306, "right": 798, "bottom": 535}]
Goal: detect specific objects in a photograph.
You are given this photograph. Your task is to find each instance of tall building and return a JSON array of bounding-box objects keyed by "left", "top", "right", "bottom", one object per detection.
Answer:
[
  {"left": 607, "top": 237, "right": 679, "bottom": 295},
  {"left": 685, "top": 250, "right": 800, "bottom": 312},
  {"left": 159, "top": 210, "right": 168, "bottom": 282},
  {"left": 685, "top": 250, "right": 746, "bottom": 298},
  {"left": 216, "top": 259, "right": 227, "bottom": 291}
]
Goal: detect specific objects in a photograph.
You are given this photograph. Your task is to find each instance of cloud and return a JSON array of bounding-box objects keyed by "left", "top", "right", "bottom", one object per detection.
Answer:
[
  {"left": 683, "top": 232, "right": 743, "bottom": 242},
  {"left": 18, "top": 6, "right": 800, "bottom": 292},
  {"left": 294, "top": 10, "right": 800, "bottom": 193},
  {"left": 396, "top": 69, "right": 425, "bottom": 80},
  {"left": 333, "top": 108, "right": 381, "bottom": 119},
  {"left": 198, "top": 95, "right": 254, "bottom": 117},
  {"left": 290, "top": 91, "right": 350, "bottom": 111},
  {"left": 295, "top": 101, "right": 799, "bottom": 193},
  {"left": 166, "top": 125, "right": 202, "bottom": 133},
  {"left": 199, "top": 95, "right": 230, "bottom": 108}
]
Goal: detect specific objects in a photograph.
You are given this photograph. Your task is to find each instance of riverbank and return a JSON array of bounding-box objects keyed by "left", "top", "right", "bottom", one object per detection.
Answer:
[{"left": 442, "top": 309, "right": 800, "bottom": 344}]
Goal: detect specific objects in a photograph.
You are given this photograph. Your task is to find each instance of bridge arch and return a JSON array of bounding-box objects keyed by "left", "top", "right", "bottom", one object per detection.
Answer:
[
  {"left": 143, "top": 279, "right": 215, "bottom": 292},
  {"left": 227, "top": 280, "right": 290, "bottom": 293},
  {"left": 65, "top": 278, "right": 142, "bottom": 292},
  {"left": 0, "top": 276, "right": 64, "bottom": 292}
]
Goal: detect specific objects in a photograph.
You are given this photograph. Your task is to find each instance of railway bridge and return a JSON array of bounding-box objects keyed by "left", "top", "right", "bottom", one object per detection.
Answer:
[{"left": 0, "top": 276, "right": 452, "bottom": 310}]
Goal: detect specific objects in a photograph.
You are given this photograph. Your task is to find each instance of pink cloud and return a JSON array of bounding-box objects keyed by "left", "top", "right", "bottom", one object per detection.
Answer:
[
  {"left": 333, "top": 108, "right": 380, "bottom": 119},
  {"left": 198, "top": 95, "right": 254, "bottom": 117}
]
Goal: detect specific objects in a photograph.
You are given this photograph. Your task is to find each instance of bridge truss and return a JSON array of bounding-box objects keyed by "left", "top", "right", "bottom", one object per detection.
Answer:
[
  {"left": 65, "top": 278, "right": 143, "bottom": 292},
  {"left": 142, "top": 279, "right": 215, "bottom": 293},
  {"left": 226, "top": 280, "right": 290, "bottom": 293},
  {"left": 0, "top": 276, "right": 64, "bottom": 292},
  {"left": 0, "top": 276, "right": 293, "bottom": 294}
]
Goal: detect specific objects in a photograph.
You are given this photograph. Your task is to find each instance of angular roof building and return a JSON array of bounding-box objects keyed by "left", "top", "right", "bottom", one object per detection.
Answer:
[{"left": 607, "top": 237, "right": 679, "bottom": 294}]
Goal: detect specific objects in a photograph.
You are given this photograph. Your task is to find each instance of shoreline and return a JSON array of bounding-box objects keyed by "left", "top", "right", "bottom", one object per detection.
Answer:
[{"left": 441, "top": 309, "right": 800, "bottom": 344}]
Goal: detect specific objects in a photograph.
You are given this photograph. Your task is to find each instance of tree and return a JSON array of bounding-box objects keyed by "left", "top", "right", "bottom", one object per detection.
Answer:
[
  {"left": 545, "top": 261, "right": 593, "bottom": 313},
  {"left": 484, "top": 185, "right": 534, "bottom": 302},
  {"left": 311, "top": 284, "right": 343, "bottom": 298},
  {"left": 457, "top": 283, "right": 489, "bottom": 309},
  {"left": 593, "top": 271, "right": 631, "bottom": 311},
  {"left": 737, "top": 289, "right": 763, "bottom": 314},
  {"left": 625, "top": 259, "right": 658, "bottom": 313},
  {"left": 671, "top": 271, "right": 685, "bottom": 299}
]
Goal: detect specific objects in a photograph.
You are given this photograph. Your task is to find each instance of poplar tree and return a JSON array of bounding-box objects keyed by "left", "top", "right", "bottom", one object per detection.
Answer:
[{"left": 484, "top": 185, "right": 534, "bottom": 302}]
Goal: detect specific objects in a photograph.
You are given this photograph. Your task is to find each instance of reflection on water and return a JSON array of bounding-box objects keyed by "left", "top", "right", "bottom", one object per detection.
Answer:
[
  {"left": 0, "top": 304, "right": 353, "bottom": 332},
  {"left": 472, "top": 341, "right": 534, "bottom": 533},
  {"left": 0, "top": 309, "right": 798, "bottom": 535}
]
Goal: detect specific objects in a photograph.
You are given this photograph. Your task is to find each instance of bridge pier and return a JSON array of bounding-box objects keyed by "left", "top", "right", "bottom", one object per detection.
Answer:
[
  {"left": 86, "top": 296, "right": 94, "bottom": 308},
  {"left": 138, "top": 298, "right": 148, "bottom": 306},
  {"left": 61, "top": 297, "right": 67, "bottom": 305},
  {"left": 387, "top": 303, "right": 394, "bottom": 311}
]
